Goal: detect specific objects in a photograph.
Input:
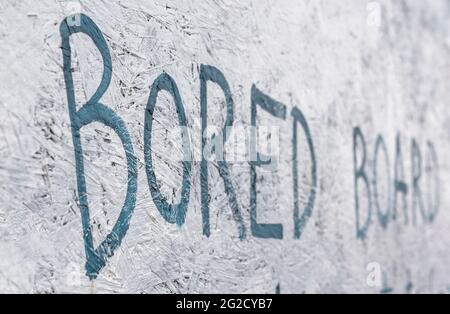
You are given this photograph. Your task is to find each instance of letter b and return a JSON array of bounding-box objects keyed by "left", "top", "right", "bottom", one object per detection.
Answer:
[{"left": 60, "top": 14, "right": 137, "bottom": 279}]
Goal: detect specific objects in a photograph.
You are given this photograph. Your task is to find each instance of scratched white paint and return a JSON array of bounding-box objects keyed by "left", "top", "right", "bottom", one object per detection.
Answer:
[{"left": 0, "top": 0, "right": 449, "bottom": 293}]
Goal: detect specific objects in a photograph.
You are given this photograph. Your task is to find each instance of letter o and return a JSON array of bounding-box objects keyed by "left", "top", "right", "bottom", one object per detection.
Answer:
[
  {"left": 144, "top": 73, "right": 192, "bottom": 226},
  {"left": 373, "top": 135, "right": 391, "bottom": 228}
]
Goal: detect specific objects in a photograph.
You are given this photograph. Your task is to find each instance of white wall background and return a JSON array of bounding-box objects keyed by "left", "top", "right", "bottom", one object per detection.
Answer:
[{"left": 0, "top": 0, "right": 449, "bottom": 293}]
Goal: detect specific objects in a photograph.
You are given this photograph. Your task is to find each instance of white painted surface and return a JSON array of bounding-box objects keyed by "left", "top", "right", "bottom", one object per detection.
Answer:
[{"left": 0, "top": 0, "right": 449, "bottom": 293}]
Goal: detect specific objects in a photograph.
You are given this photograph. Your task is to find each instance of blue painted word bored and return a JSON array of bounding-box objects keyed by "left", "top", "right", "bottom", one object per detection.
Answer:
[{"left": 60, "top": 14, "right": 317, "bottom": 279}]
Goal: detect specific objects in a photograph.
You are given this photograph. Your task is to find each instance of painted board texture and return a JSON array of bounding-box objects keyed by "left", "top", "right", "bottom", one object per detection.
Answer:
[{"left": 0, "top": 0, "right": 449, "bottom": 293}]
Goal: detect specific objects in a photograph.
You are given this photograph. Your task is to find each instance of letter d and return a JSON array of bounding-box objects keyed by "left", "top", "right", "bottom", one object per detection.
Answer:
[{"left": 60, "top": 14, "right": 137, "bottom": 279}]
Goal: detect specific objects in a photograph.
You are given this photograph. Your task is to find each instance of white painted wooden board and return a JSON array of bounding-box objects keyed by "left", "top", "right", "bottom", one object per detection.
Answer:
[{"left": 0, "top": 0, "right": 449, "bottom": 293}]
